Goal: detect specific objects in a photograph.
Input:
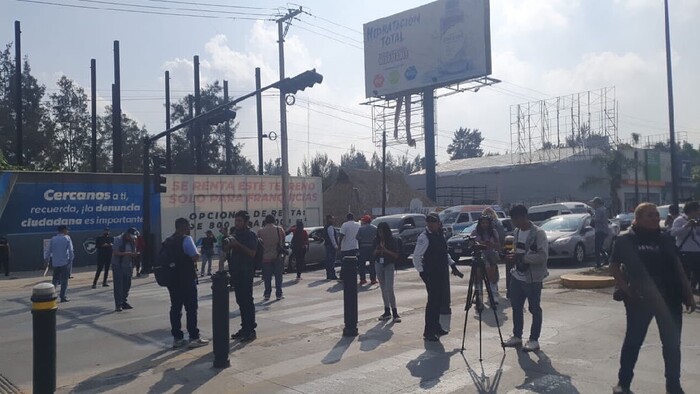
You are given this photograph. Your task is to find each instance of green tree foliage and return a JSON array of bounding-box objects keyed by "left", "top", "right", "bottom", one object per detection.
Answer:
[
  {"left": 99, "top": 106, "right": 164, "bottom": 173},
  {"left": 48, "top": 76, "right": 91, "bottom": 171},
  {"left": 298, "top": 152, "right": 339, "bottom": 191},
  {"left": 369, "top": 151, "right": 424, "bottom": 175},
  {"left": 447, "top": 127, "right": 483, "bottom": 160},
  {"left": 580, "top": 149, "right": 635, "bottom": 215},
  {"left": 264, "top": 158, "right": 282, "bottom": 176},
  {"left": 340, "top": 145, "right": 369, "bottom": 170}
]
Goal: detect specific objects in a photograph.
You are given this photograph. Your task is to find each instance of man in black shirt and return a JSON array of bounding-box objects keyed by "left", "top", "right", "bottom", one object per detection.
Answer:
[
  {"left": 93, "top": 228, "right": 114, "bottom": 288},
  {"left": 0, "top": 235, "right": 10, "bottom": 276},
  {"left": 227, "top": 210, "right": 259, "bottom": 342}
]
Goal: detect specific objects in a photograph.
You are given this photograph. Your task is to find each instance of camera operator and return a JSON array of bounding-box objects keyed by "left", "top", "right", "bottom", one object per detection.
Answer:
[
  {"left": 670, "top": 201, "right": 700, "bottom": 294},
  {"left": 610, "top": 203, "right": 696, "bottom": 394},
  {"left": 227, "top": 211, "right": 259, "bottom": 342},
  {"left": 413, "top": 213, "right": 463, "bottom": 342},
  {"left": 503, "top": 205, "right": 549, "bottom": 352}
]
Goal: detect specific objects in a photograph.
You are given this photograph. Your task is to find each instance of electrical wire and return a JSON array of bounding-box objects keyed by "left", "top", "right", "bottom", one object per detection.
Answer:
[
  {"left": 300, "top": 8, "right": 363, "bottom": 35},
  {"left": 291, "top": 24, "right": 363, "bottom": 50},
  {"left": 76, "top": 0, "right": 277, "bottom": 17},
  {"left": 147, "top": 0, "right": 277, "bottom": 11}
]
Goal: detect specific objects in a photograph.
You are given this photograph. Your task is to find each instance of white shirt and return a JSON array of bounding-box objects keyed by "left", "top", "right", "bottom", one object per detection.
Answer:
[
  {"left": 412, "top": 229, "right": 455, "bottom": 273},
  {"left": 339, "top": 220, "right": 360, "bottom": 251},
  {"left": 516, "top": 229, "right": 531, "bottom": 254}
]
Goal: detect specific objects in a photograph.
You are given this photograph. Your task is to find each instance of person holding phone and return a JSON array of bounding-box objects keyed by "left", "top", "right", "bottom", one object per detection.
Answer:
[{"left": 112, "top": 227, "right": 139, "bottom": 312}]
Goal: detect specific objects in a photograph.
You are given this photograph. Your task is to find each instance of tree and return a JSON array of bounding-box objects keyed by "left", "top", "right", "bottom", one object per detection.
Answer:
[
  {"left": 263, "top": 158, "right": 282, "bottom": 176},
  {"left": 580, "top": 149, "right": 635, "bottom": 215},
  {"left": 99, "top": 106, "right": 162, "bottom": 173},
  {"left": 298, "top": 152, "right": 339, "bottom": 191},
  {"left": 48, "top": 76, "right": 91, "bottom": 171},
  {"left": 340, "top": 145, "right": 370, "bottom": 170},
  {"left": 447, "top": 127, "right": 483, "bottom": 160}
]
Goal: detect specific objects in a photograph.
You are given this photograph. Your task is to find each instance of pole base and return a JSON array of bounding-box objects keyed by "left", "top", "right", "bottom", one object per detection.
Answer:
[
  {"left": 213, "top": 359, "right": 230, "bottom": 369},
  {"left": 342, "top": 327, "right": 358, "bottom": 337}
]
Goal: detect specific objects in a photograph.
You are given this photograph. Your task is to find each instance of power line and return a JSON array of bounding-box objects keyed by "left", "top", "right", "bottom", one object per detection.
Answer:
[
  {"left": 147, "top": 0, "right": 277, "bottom": 11},
  {"left": 291, "top": 24, "right": 363, "bottom": 50},
  {"left": 296, "top": 19, "right": 363, "bottom": 44},
  {"left": 76, "top": 0, "right": 277, "bottom": 17},
  {"left": 300, "top": 8, "right": 363, "bottom": 35}
]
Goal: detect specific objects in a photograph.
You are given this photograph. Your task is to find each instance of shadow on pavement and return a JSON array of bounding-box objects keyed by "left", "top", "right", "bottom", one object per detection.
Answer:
[
  {"left": 55, "top": 306, "right": 154, "bottom": 346},
  {"left": 307, "top": 279, "right": 327, "bottom": 288},
  {"left": 358, "top": 321, "right": 393, "bottom": 352},
  {"left": 322, "top": 336, "right": 354, "bottom": 364},
  {"left": 516, "top": 349, "right": 580, "bottom": 393},
  {"left": 146, "top": 352, "right": 224, "bottom": 394},
  {"left": 405, "top": 340, "right": 459, "bottom": 390},
  {"left": 326, "top": 282, "right": 344, "bottom": 293},
  {"left": 461, "top": 352, "right": 506, "bottom": 394}
]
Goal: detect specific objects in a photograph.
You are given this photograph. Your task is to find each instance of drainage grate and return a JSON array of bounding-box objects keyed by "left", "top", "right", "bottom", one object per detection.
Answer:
[{"left": 0, "top": 375, "right": 22, "bottom": 394}]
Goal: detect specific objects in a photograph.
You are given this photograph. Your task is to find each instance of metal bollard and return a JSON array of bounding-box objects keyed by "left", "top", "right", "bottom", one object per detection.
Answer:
[
  {"left": 211, "top": 271, "right": 231, "bottom": 368},
  {"left": 31, "top": 282, "right": 57, "bottom": 394},
  {"left": 341, "top": 255, "right": 359, "bottom": 337}
]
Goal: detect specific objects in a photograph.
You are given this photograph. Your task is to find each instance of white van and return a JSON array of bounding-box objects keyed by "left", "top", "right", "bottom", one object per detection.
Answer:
[{"left": 528, "top": 202, "right": 590, "bottom": 225}]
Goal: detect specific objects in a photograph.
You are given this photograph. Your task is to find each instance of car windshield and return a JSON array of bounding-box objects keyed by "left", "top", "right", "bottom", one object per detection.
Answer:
[
  {"left": 540, "top": 216, "right": 582, "bottom": 232},
  {"left": 439, "top": 211, "right": 459, "bottom": 225},
  {"left": 371, "top": 217, "right": 402, "bottom": 230},
  {"left": 460, "top": 223, "right": 478, "bottom": 234}
]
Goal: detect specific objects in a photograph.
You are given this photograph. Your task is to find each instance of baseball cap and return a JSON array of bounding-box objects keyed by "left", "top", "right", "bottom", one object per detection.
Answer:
[
  {"left": 590, "top": 197, "right": 604, "bottom": 205},
  {"left": 361, "top": 215, "right": 372, "bottom": 223},
  {"left": 127, "top": 227, "right": 139, "bottom": 235},
  {"left": 426, "top": 212, "right": 440, "bottom": 223}
]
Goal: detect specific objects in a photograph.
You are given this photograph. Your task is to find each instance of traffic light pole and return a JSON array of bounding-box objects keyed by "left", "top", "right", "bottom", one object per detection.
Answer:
[{"left": 142, "top": 137, "right": 152, "bottom": 273}]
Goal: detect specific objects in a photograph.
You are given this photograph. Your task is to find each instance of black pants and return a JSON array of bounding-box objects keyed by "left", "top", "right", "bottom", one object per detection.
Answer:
[
  {"left": 167, "top": 279, "right": 199, "bottom": 340},
  {"left": 93, "top": 255, "right": 111, "bottom": 286},
  {"left": 293, "top": 249, "right": 306, "bottom": 278},
  {"left": 505, "top": 260, "right": 514, "bottom": 298},
  {"left": 0, "top": 257, "right": 9, "bottom": 276},
  {"left": 421, "top": 267, "right": 449, "bottom": 336},
  {"left": 679, "top": 252, "right": 700, "bottom": 291},
  {"left": 231, "top": 267, "right": 257, "bottom": 333},
  {"left": 618, "top": 299, "right": 683, "bottom": 392}
]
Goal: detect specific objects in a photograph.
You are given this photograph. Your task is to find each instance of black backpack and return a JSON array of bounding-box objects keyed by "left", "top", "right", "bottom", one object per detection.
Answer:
[{"left": 153, "top": 235, "right": 182, "bottom": 287}]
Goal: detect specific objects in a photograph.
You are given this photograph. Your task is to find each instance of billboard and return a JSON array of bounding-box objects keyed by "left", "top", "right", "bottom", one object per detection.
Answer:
[
  {"left": 363, "top": 0, "right": 491, "bottom": 98},
  {"left": 159, "top": 175, "right": 323, "bottom": 241}
]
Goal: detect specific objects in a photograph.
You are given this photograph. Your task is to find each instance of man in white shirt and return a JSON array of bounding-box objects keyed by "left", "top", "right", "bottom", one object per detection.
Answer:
[{"left": 339, "top": 213, "right": 361, "bottom": 258}]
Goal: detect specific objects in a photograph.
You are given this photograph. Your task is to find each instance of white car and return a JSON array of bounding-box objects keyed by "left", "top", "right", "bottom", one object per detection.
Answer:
[{"left": 541, "top": 213, "right": 619, "bottom": 264}]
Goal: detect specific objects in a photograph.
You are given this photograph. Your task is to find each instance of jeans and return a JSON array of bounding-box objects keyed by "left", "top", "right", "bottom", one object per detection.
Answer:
[
  {"left": 200, "top": 252, "right": 213, "bottom": 275},
  {"left": 375, "top": 262, "right": 396, "bottom": 309},
  {"left": 93, "top": 255, "right": 111, "bottom": 285},
  {"left": 510, "top": 278, "right": 543, "bottom": 341},
  {"left": 358, "top": 246, "right": 376, "bottom": 281},
  {"left": 421, "top": 268, "right": 449, "bottom": 336},
  {"left": 262, "top": 258, "right": 284, "bottom": 298},
  {"left": 231, "top": 267, "right": 257, "bottom": 333},
  {"left": 618, "top": 299, "right": 683, "bottom": 391},
  {"left": 167, "top": 280, "right": 200, "bottom": 340},
  {"left": 595, "top": 231, "right": 607, "bottom": 266},
  {"left": 52, "top": 265, "right": 70, "bottom": 300},
  {"left": 112, "top": 261, "right": 132, "bottom": 308},
  {"left": 324, "top": 245, "right": 338, "bottom": 279}
]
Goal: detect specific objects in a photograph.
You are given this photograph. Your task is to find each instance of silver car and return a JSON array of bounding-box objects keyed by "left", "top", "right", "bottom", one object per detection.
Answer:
[{"left": 541, "top": 213, "right": 618, "bottom": 264}]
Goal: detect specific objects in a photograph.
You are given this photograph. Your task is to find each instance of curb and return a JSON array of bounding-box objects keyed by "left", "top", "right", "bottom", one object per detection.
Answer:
[{"left": 560, "top": 273, "right": 615, "bottom": 289}]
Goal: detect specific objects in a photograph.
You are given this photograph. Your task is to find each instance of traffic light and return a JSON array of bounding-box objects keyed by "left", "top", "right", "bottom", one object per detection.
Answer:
[
  {"left": 278, "top": 69, "right": 323, "bottom": 95},
  {"left": 152, "top": 156, "right": 167, "bottom": 194},
  {"left": 205, "top": 108, "right": 237, "bottom": 126}
]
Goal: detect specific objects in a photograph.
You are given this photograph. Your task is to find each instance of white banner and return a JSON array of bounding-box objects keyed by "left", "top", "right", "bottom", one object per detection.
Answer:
[
  {"left": 160, "top": 175, "right": 323, "bottom": 240},
  {"left": 363, "top": 0, "right": 491, "bottom": 98}
]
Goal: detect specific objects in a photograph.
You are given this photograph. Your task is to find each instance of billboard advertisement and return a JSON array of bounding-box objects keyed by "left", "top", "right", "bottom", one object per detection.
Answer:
[
  {"left": 0, "top": 172, "right": 149, "bottom": 270},
  {"left": 159, "top": 175, "right": 323, "bottom": 241},
  {"left": 363, "top": 0, "right": 491, "bottom": 98}
]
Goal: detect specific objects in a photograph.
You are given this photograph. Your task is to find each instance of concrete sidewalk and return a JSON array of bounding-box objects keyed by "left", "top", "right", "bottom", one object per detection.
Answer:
[{"left": 44, "top": 281, "right": 699, "bottom": 394}]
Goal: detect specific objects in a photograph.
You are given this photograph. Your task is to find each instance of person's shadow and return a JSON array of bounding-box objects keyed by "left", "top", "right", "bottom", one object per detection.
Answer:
[
  {"left": 516, "top": 349, "right": 580, "bottom": 393},
  {"left": 322, "top": 336, "right": 355, "bottom": 364},
  {"left": 405, "top": 340, "right": 459, "bottom": 389},
  {"left": 358, "top": 321, "right": 393, "bottom": 352}
]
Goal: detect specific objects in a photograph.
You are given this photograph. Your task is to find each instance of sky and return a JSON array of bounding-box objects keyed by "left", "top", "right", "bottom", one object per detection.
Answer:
[{"left": 3, "top": 0, "right": 700, "bottom": 174}]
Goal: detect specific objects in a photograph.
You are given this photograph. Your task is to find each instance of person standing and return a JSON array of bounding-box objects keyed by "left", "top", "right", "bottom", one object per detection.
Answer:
[
  {"left": 198, "top": 230, "right": 216, "bottom": 277},
  {"left": 670, "top": 201, "right": 700, "bottom": 295},
  {"left": 339, "top": 213, "right": 360, "bottom": 261},
  {"left": 610, "top": 203, "right": 696, "bottom": 394},
  {"left": 165, "top": 218, "right": 208, "bottom": 348},
  {"left": 471, "top": 216, "right": 501, "bottom": 307},
  {"left": 374, "top": 222, "right": 400, "bottom": 322},
  {"left": 322, "top": 215, "right": 340, "bottom": 280},
  {"left": 413, "top": 213, "right": 463, "bottom": 342},
  {"left": 0, "top": 235, "right": 11, "bottom": 277},
  {"left": 44, "top": 225, "right": 74, "bottom": 303},
  {"left": 290, "top": 220, "right": 309, "bottom": 280},
  {"left": 356, "top": 215, "right": 378, "bottom": 286},
  {"left": 216, "top": 226, "right": 229, "bottom": 272},
  {"left": 591, "top": 197, "right": 610, "bottom": 268},
  {"left": 133, "top": 231, "right": 144, "bottom": 278},
  {"left": 665, "top": 204, "right": 680, "bottom": 229},
  {"left": 503, "top": 205, "right": 549, "bottom": 352},
  {"left": 112, "top": 228, "right": 138, "bottom": 312},
  {"left": 258, "top": 215, "right": 286, "bottom": 301},
  {"left": 228, "top": 210, "right": 259, "bottom": 342}
]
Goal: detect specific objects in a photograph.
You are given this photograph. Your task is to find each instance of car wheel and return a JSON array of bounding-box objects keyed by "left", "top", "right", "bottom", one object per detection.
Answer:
[{"left": 573, "top": 243, "right": 585, "bottom": 264}]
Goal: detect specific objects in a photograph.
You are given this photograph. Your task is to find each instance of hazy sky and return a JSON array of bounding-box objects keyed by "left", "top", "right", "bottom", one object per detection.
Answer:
[{"left": 3, "top": 0, "right": 699, "bottom": 173}]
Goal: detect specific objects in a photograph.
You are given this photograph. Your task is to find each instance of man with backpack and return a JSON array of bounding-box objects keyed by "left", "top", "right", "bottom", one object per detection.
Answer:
[
  {"left": 258, "top": 215, "right": 286, "bottom": 301},
  {"left": 227, "top": 210, "right": 259, "bottom": 342},
  {"left": 163, "top": 218, "right": 208, "bottom": 349}
]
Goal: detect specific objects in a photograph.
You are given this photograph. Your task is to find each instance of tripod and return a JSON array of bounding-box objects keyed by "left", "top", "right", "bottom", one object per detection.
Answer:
[{"left": 461, "top": 245, "right": 505, "bottom": 361}]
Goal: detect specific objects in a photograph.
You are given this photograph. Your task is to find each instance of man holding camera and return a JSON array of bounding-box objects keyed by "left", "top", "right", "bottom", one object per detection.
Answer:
[
  {"left": 670, "top": 201, "right": 700, "bottom": 294},
  {"left": 503, "top": 205, "right": 549, "bottom": 352},
  {"left": 413, "top": 212, "right": 463, "bottom": 342},
  {"left": 228, "top": 210, "right": 259, "bottom": 342}
]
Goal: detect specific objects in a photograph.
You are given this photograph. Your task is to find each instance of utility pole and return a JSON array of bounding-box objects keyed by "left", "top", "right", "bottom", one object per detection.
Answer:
[
  {"left": 194, "top": 55, "right": 203, "bottom": 174},
  {"left": 424, "top": 88, "right": 437, "bottom": 202},
  {"left": 188, "top": 97, "right": 194, "bottom": 173},
  {"left": 90, "top": 59, "right": 97, "bottom": 172},
  {"left": 382, "top": 129, "right": 387, "bottom": 216},
  {"left": 165, "top": 70, "right": 172, "bottom": 172},
  {"left": 14, "top": 21, "right": 23, "bottom": 167},
  {"left": 223, "top": 80, "right": 232, "bottom": 174},
  {"left": 256, "top": 67, "right": 264, "bottom": 175},
  {"left": 664, "top": 0, "right": 679, "bottom": 206},
  {"left": 112, "top": 41, "right": 123, "bottom": 173},
  {"left": 277, "top": 7, "right": 303, "bottom": 229}
]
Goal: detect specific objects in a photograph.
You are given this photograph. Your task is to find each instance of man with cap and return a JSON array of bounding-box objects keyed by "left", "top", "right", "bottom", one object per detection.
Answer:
[
  {"left": 413, "top": 212, "right": 464, "bottom": 342},
  {"left": 356, "top": 215, "right": 378, "bottom": 285},
  {"left": 590, "top": 197, "right": 610, "bottom": 268},
  {"left": 93, "top": 228, "right": 113, "bottom": 288},
  {"left": 111, "top": 227, "right": 139, "bottom": 312},
  {"left": 44, "top": 225, "right": 74, "bottom": 302}
]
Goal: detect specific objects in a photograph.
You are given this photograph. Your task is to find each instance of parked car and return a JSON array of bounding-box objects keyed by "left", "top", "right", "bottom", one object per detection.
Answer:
[
  {"left": 541, "top": 213, "right": 618, "bottom": 264},
  {"left": 528, "top": 202, "right": 591, "bottom": 225},
  {"left": 284, "top": 226, "right": 339, "bottom": 271},
  {"left": 371, "top": 213, "right": 426, "bottom": 261},
  {"left": 612, "top": 213, "right": 634, "bottom": 231},
  {"left": 439, "top": 204, "right": 506, "bottom": 239},
  {"left": 447, "top": 218, "right": 515, "bottom": 263}
]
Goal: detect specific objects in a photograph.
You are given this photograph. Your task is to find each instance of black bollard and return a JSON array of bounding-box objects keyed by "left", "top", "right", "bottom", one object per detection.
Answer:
[
  {"left": 341, "top": 255, "right": 359, "bottom": 337},
  {"left": 31, "top": 282, "right": 57, "bottom": 394},
  {"left": 211, "top": 271, "right": 231, "bottom": 368}
]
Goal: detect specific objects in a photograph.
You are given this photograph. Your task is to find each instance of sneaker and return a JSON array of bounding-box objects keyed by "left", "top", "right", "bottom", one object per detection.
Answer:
[
  {"left": 612, "top": 385, "right": 633, "bottom": 394},
  {"left": 423, "top": 334, "right": 440, "bottom": 342},
  {"left": 378, "top": 313, "right": 391, "bottom": 321},
  {"left": 121, "top": 302, "right": 133, "bottom": 310},
  {"left": 392, "top": 315, "right": 402, "bottom": 323},
  {"left": 115, "top": 307, "right": 122, "bottom": 312},
  {"left": 102, "top": 283, "right": 109, "bottom": 287},
  {"left": 503, "top": 336, "right": 522, "bottom": 348},
  {"left": 436, "top": 329, "right": 449, "bottom": 336},
  {"left": 91, "top": 284, "right": 96, "bottom": 289},
  {"left": 370, "top": 280, "right": 378, "bottom": 285},
  {"left": 172, "top": 338, "right": 187, "bottom": 348},
  {"left": 60, "top": 298, "right": 70, "bottom": 303},
  {"left": 523, "top": 339, "right": 540, "bottom": 352},
  {"left": 240, "top": 331, "right": 257, "bottom": 342},
  {"left": 276, "top": 295, "right": 285, "bottom": 301},
  {"left": 188, "top": 338, "right": 209, "bottom": 348},
  {"left": 231, "top": 330, "right": 245, "bottom": 340},
  {"left": 263, "top": 295, "right": 271, "bottom": 301},
  {"left": 359, "top": 279, "right": 367, "bottom": 285},
  {"left": 200, "top": 273, "right": 205, "bottom": 277}
]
